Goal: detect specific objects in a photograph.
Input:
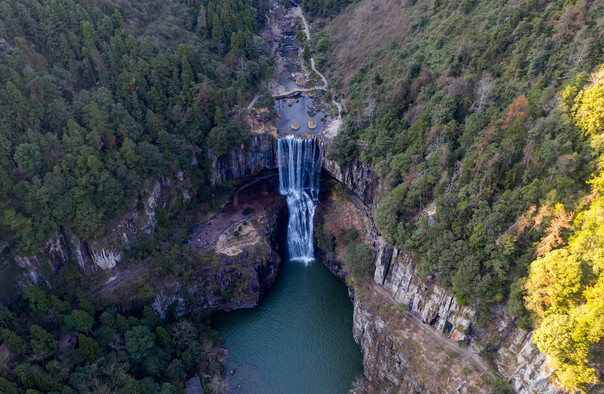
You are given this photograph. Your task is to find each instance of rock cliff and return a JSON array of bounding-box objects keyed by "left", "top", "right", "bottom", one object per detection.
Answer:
[
  {"left": 152, "top": 193, "right": 287, "bottom": 317},
  {"left": 323, "top": 157, "right": 381, "bottom": 209},
  {"left": 321, "top": 151, "right": 559, "bottom": 393},
  {"left": 11, "top": 172, "right": 192, "bottom": 285},
  {"left": 13, "top": 132, "right": 280, "bottom": 288},
  {"left": 208, "top": 134, "right": 278, "bottom": 185}
]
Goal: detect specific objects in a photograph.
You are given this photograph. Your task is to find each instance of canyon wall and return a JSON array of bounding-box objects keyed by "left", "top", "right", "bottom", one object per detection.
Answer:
[
  {"left": 322, "top": 153, "right": 558, "bottom": 393},
  {"left": 12, "top": 171, "right": 192, "bottom": 285},
  {"left": 7, "top": 130, "right": 559, "bottom": 392},
  {"left": 207, "top": 134, "right": 278, "bottom": 185},
  {"left": 12, "top": 134, "right": 280, "bottom": 294},
  {"left": 152, "top": 194, "right": 287, "bottom": 318}
]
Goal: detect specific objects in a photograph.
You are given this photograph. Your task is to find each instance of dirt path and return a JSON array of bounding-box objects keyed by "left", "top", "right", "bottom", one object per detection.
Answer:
[
  {"left": 371, "top": 283, "right": 498, "bottom": 380},
  {"left": 296, "top": 6, "right": 344, "bottom": 133},
  {"left": 334, "top": 175, "right": 498, "bottom": 380},
  {"left": 270, "top": 6, "right": 342, "bottom": 137},
  {"left": 247, "top": 94, "right": 260, "bottom": 109}
]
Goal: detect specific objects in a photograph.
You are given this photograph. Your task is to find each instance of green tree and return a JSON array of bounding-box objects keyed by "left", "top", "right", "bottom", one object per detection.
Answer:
[
  {"left": 346, "top": 243, "right": 373, "bottom": 279},
  {"left": 125, "top": 326, "right": 156, "bottom": 363},
  {"left": 22, "top": 286, "right": 50, "bottom": 313},
  {"left": 316, "top": 37, "right": 329, "bottom": 52},
  {"left": 302, "top": 43, "right": 311, "bottom": 62},
  {"left": 71, "top": 310, "right": 94, "bottom": 333},
  {"left": 14, "top": 144, "right": 42, "bottom": 176},
  {"left": 78, "top": 334, "right": 101, "bottom": 362}
]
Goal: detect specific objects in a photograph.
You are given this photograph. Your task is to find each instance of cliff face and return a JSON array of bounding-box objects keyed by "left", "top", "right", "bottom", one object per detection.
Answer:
[
  {"left": 372, "top": 244, "right": 557, "bottom": 393},
  {"left": 152, "top": 194, "right": 287, "bottom": 318},
  {"left": 12, "top": 131, "right": 287, "bottom": 318},
  {"left": 14, "top": 133, "right": 280, "bottom": 287},
  {"left": 12, "top": 172, "right": 192, "bottom": 285},
  {"left": 323, "top": 157, "right": 381, "bottom": 209},
  {"left": 321, "top": 152, "right": 559, "bottom": 393},
  {"left": 208, "top": 134, "right": 278, "bottom": 185}
]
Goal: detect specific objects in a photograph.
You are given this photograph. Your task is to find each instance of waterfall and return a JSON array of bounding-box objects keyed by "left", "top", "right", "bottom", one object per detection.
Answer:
[{"left": 278, "top": 135, "right": 322, "bottom": 263}]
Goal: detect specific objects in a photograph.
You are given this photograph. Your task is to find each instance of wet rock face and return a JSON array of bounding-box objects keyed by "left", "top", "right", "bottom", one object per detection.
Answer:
[
  {"left": 208, "top": 134, "right": 278, "bottom": 185},
  {"left": 322, "top": 158, "right": 381, "bottom": 209}
]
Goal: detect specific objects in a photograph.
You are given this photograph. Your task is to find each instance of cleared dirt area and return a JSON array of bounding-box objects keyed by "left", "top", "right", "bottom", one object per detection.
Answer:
[
  {"left": 215, "top": 221, "right": 260, "bottom": 256},
  {"left": 190, "top": 173, "right": 281, "bottom": 252},
  {"left": 322, "top": 0, "right": 412, "bottom": 84}
]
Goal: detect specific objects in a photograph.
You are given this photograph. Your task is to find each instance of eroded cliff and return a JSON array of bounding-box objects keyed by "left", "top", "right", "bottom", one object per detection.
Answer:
[{"left": 321, "top": 152, "right": 559, "bottom": 393}]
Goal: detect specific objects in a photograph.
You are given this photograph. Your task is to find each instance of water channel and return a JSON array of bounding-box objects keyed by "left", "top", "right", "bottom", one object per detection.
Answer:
[{"left": 212, "top": 8, "right": 363, "bottom": 392}]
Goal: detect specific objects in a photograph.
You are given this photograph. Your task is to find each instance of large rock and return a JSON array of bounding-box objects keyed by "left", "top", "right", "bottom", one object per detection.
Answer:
[
  {"left": 372, "top": 242, "right": 558, "bottom": 392},
  {"left": 323, "top": 157, "right": 381, "bottom": 209},
  {"left": 374, "top": 248, "right": 475, "bottom": 341},
  {"left": 152, "top": 193, "right": 287, "bottom": 317}
]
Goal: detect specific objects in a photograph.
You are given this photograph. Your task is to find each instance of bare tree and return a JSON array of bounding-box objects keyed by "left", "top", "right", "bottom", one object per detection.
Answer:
[{"left": 471, "top": 73, "right": 494, "bottom": 113}]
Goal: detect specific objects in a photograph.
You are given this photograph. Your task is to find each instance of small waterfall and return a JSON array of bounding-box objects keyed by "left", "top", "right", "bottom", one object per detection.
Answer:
[{"left": 278, "top": 135, "right": 322, "bottom": 263}]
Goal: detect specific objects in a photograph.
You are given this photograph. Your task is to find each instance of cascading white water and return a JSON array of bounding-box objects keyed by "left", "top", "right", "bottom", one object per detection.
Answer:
[{"left": 278, "top": 135, "right": 322, "bottom": 263}]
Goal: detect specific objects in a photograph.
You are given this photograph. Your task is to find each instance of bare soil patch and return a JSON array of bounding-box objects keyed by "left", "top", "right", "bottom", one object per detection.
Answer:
[{"left": 323, "top": 0, "right": 412, "bottom": 84}]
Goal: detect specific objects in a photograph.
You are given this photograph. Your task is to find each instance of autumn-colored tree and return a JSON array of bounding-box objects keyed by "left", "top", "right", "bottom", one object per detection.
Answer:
[
  {"left": 525, "top": 65, "right": 604, "bottom": 392},
  {"left": 499, "top": 95, "right": 528, "bottom": 129}
]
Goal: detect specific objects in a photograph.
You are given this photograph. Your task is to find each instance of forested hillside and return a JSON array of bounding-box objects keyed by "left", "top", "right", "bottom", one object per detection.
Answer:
[
  {"left": 0, "top": 0, "right": 270, "bottom": 256},
  {"left": 320, "top": 0, "right": 604, "bottom": 389},
  {"left": 0, "top": 273, "right": 222, "bottom": 393}
]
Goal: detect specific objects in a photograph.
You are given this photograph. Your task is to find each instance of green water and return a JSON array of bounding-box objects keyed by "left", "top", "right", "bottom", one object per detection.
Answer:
[{"left": 213, "top": 260, "right": 364, "bottom": 393}]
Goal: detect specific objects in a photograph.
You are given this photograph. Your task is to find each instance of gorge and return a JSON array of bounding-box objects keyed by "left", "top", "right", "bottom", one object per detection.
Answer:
[{"left": 2, "top": 0, "right": 602, "bottom": 392}]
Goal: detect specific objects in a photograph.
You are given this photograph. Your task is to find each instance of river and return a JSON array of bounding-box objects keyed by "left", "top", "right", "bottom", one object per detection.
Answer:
[{"left": 213, "top": 5, "right": 363, "bottom": 393}]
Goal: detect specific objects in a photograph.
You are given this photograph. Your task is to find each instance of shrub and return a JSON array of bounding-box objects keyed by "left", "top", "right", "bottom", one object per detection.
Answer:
[
  {"left": 347, "top": 228, "right": 359, "bottom": 241},
  {"left": 346, "top": 243, "right": 373, "bottom": 279},
  {"left": 315, "top": 223, "right": 335, "bottom": 255}
]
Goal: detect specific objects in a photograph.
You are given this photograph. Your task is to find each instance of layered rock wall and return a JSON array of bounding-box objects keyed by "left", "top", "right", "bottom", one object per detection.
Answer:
[
  {"left": 322, "top": 151, "right": 558, "bottom": 393},
  {"left": 13, "top": 171, "right": 192, "bottom": 283},
  {"left": 208, "top": 134, "right": 278, "bottom": 185}
]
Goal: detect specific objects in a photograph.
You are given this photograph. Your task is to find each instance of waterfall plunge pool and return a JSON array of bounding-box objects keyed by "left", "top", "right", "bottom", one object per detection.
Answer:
[
  {"left": 212, "top": 259, "right": 364, "bottom": 393},
  {"left": 213, "top": 136, "right": 364, "bottom": 393}
]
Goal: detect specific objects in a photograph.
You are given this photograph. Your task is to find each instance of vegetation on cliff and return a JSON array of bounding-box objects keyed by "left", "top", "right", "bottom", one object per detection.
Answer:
[
  {"left": 0, "top": 0, "right": 270, "bottom": 255},
  {"left": 320, "top": 0, "right": 603, "bottom": 388}
]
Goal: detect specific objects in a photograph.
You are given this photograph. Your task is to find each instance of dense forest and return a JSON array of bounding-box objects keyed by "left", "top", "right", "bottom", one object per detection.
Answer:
[
  {"left": 0, "top": 0, "right": 273, "bottom": 391},
  {"left": 0, "top": 270, "right": 222, "bottom": 393},
  {"left": 0, "top": 0, "right": 270, "bottom": 256},
  {"left": 322, "top": 0, "right": 604, "bottom": 389}
]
